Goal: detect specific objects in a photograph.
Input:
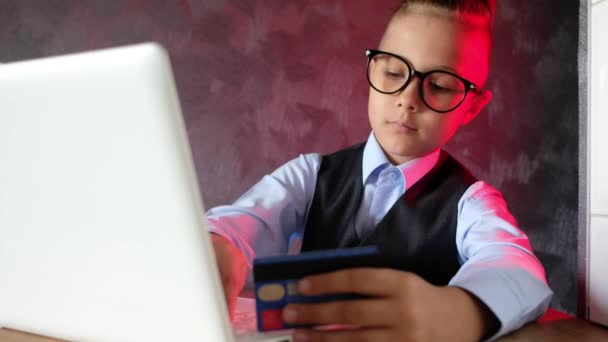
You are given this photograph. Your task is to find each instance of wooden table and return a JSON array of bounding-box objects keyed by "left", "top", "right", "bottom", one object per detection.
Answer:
[
  {"left": 497, "top": 318, "right": 608, "bottom": 341},
  {"left": 2, "top": 310, "right": 607, "bottom": 341}
]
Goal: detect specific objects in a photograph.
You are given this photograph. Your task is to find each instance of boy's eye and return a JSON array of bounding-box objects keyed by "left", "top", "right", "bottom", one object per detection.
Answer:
[
  {"left": 426, "top": 76, "right": 465, "bottom": 94},
  {"left": 383, "top": 70, "right": 406, "bottom": 79},
  {"left": 428, "top": 81, "right": 457, "bottom": 92}
]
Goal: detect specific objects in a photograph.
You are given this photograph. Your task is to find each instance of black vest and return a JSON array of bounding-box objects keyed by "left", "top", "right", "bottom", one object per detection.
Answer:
[{"left": 301, "top": 143, "right": 477, "bottom": 285}]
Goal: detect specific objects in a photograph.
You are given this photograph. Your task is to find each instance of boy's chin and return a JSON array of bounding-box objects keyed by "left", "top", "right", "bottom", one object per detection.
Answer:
[{"left": 375, "top": 133, "right": 437, "bottom": 162}]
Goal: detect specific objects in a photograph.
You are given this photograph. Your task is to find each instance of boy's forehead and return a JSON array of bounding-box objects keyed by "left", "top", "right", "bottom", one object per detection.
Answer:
[{"left": 380, "top": 11, "right": 491, "bottom": 85}]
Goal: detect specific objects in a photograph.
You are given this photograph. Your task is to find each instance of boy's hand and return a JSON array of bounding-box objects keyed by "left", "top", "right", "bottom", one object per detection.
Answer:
[
  {"left": 210, "top": 233, "right": 248, "bottom": 319},
  {"left": 282, "top": 268, "right": 497, "bottom": 342}
]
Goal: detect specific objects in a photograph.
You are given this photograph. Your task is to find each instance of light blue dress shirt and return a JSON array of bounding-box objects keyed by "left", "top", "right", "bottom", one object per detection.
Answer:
[{"left": 207, "top": 133, "right": 553, "bottom": 340}]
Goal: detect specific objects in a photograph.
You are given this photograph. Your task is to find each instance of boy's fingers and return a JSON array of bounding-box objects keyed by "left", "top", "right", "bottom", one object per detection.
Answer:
[
  {"left": 293, "top": 327, "right": 390, "bottom": 342},
  {"left": 283, "top": 299, "right": 394, "bottom": 327},
  {"left": 298, "top": 268, "right": 409, "bottom": 297}
]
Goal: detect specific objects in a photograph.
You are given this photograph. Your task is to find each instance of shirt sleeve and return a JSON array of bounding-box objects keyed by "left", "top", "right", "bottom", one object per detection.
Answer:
[
  {"left": 450, "top": 181, "right": 554, "bottom": 340},
  {"left": 206, "top": 153, "right": 321, "bottom": 285}
]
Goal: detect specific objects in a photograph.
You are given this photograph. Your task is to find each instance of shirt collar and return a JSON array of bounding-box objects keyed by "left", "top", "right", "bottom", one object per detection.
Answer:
[{"left": 362, "top": 132, "right": 441, "bottom": 191}]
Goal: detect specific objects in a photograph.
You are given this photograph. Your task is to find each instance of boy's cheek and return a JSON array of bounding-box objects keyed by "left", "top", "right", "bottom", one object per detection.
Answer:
[
  {"left": 367, "top": 101, "right": 390, "bottom": 127},
  {"left": 368, "top": 88, "right": 389, "bottom": 108}
]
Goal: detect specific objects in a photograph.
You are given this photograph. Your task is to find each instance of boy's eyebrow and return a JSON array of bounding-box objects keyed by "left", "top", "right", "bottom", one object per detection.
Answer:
[
  {"left": 379, "top": 49, "right": 462, "bottom": 75},
  {"left": 395, "top": 53, "right": 458, "bottom": 73},
  {"left": 426, "top": 64, "right": 458, "bottom": 73}
]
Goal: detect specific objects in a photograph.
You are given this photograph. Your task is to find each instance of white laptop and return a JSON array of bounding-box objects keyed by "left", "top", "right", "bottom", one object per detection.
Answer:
[{"left": 0, "top": 43, "right": 291, "bottom": 342}]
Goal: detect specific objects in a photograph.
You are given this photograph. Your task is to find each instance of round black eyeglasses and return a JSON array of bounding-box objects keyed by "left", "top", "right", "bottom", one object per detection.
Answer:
[{"left": 365, "top": 49, "right": 480, "bottom": 113}]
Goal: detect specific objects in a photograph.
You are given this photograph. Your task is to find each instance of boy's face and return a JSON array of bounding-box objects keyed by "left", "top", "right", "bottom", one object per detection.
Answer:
[{"left": 369, "top": 9, "right": 492, "bottom": 164}]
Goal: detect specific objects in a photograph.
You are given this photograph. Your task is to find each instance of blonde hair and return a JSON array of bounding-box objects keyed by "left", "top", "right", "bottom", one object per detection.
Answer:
[
  {"left": 394, "top": 0, "right": 496, "bottom": 27},
  {"left": 391, "top": 0, "right": 495, "bottom": 61},
  {"left": 386, "top": 0, "right": 495, "bottom": 84}
]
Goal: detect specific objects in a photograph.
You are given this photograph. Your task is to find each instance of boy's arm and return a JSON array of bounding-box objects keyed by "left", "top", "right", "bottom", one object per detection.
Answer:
[
  {"left": 207, "top": 153, "right": 321, "bottom": 285},
  {"left": 280, "top": 181, "right": 552, "bottom": 341},
  {"left": 451, "top": 181, "right": 554, "bottom": 340}
]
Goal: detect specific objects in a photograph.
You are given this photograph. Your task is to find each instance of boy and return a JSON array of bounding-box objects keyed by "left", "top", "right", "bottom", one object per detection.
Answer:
[{"left": 208, "top": 0, "right": 553, "bottom": 341}]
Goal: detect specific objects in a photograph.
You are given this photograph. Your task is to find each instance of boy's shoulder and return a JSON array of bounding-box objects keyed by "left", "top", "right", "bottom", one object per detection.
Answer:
[
  {"left": 312, "top": 142, "right": 478, "bottom": 188},
  {"left": 439, "top": 150, "right": 478, "bottom": 183},
  {"left": 317, "top": 141, "right": 367, "bottom": 169}
]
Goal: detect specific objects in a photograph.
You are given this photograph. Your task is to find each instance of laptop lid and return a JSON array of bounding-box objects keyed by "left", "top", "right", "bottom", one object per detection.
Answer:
[{"left": 0, "top": 43, "right": 234, "bottom": 341}]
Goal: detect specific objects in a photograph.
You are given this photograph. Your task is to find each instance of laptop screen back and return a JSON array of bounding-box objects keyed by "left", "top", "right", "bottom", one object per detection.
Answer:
[{"left": 0, "top": 44, "right": 233, "bottom": 341}]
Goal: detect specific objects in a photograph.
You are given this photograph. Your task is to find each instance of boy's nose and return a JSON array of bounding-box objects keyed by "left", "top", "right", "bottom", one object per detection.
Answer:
[{"left": 396, "top": 77, "right": 423, "bottom": 112}]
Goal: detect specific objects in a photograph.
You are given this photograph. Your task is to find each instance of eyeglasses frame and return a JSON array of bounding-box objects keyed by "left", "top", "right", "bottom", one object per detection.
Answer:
[{"left": 365, "top": 49, "right": 481, "bottom": 113}]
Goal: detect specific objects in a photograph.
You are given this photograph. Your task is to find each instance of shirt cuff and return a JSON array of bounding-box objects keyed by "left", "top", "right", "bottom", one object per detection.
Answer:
[{"left": 449, "top": 268, "right": 553, "bottom": 341}]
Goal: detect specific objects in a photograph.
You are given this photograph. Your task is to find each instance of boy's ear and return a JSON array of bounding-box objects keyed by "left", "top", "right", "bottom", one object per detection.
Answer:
[{"left": 462, "top": 89, "right": 493, "bottom": 126}]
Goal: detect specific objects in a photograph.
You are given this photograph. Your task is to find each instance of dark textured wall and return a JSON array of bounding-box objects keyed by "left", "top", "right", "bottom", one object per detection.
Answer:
[{"left": 0, "top": 1, "right": 579, "bottom": 314}]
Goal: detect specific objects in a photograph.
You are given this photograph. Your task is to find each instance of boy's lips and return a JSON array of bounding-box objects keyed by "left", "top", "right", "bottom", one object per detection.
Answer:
[{"left": 387, "top": 120, "right": 418, "bottom": 132}]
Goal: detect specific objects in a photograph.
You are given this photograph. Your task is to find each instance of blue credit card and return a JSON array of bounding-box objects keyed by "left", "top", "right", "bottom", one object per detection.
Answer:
[{"left": 253, "top": 246, "right": 386, "bottom": 332}]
